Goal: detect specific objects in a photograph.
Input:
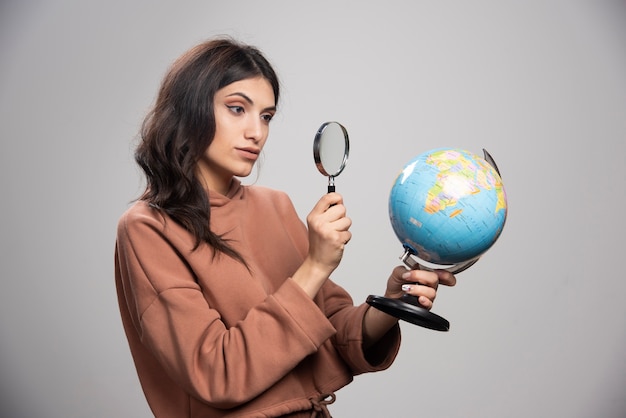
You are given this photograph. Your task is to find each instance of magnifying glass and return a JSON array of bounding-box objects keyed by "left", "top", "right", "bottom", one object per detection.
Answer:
[{"left": 313, "top": 121, "right": 350, "bottom": 193}]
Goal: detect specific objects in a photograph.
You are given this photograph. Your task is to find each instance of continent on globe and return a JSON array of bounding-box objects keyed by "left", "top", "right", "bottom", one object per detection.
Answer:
[{"left": 423, "top": 149, "right": 506, "bottom": 216}]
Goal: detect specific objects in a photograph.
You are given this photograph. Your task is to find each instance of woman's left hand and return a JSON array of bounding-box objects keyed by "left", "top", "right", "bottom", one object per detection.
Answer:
[
  {"left": 362, "top": 266, "right": 458, "bottom": 346},
  {"left": 384, "top": 265, "right": 457, "bottom": 310}
]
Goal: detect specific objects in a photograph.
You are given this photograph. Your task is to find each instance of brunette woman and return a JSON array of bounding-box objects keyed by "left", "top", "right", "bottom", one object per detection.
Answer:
[{"left": 115, "top": 37, "right": 456, "bottom": 417}]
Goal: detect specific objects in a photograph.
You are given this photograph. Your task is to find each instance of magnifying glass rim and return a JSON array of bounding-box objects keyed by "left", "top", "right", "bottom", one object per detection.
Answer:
[{"left": 313, "top": 121, "right": 350, "bottom": 177}]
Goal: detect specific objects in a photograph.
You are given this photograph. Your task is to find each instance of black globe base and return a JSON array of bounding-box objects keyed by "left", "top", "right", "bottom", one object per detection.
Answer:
[{"left": 366, "top": 294, "right": 450, "bottom": 332}]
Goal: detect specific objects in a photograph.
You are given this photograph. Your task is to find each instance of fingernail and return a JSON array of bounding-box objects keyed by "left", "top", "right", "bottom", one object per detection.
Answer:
[
  {"left": 401, "top": 284, "right": 411, "bottom": 292},
  {"left": 401, "top": 272, "right": 411, "bottom": 279}
]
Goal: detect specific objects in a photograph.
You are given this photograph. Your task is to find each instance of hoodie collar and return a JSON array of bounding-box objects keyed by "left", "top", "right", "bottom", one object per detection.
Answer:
[{"left": 208, "top": 178, "right": 244, "bottom": 207}]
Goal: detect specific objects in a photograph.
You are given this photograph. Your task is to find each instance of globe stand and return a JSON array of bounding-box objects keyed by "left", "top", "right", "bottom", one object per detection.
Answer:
[
  {"left": 367, "top": 248, "right": 480, "bottom": 332},
  {"left": 366, "top": 294, "right": 450, "bottom": 331}
]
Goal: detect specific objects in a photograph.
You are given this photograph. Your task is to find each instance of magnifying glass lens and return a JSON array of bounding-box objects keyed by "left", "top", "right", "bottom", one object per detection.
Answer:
[{"left": 313, "top": 122, "right": 350, "bottom": 193}]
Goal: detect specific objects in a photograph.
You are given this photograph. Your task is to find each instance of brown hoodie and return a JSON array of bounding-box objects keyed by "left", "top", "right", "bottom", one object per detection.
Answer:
[{"left": 115, "top": 179, "right": 400, "bottom": 417}]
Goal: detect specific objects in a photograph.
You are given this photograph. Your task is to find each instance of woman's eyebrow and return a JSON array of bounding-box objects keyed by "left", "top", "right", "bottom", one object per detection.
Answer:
[
  {"left": 226, "top": 92, "right": 276, "bottom": 112},
  {"left": 226, "top": 92, "right": 253, "bottom": 103}
]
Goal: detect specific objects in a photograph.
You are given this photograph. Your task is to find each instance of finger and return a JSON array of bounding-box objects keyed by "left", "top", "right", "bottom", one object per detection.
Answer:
[
  {"left": 330, "top": 215, "right": 352, "bottom": 232},
  {"left": 310, "top": 193, "right": 343, "bottom": 217},
  {"left": 325, "top": 203, "right": 348, "bottom": 222},
  {"left": 401, "top": 282, "right": 437, "bottom": 300},
  {"left": 418, "top": 296, "right": 433, "bottom": 310},
  {"left": 323, "top": 192, "right": 343, "bottom": 209},
  {"left": 402, "top": 269, "right": 439, "bottom": 289},
  {"left": 306, "top": 206, "right": 348, "bottom": 237},
  {"left": 435, "top": 270, "right": 457, "bottom": 287},
  {"left": 401, "top": 284, "right": 436, "bottom": 308},
  {"left": 391, "top": 265, "right": 410, "bottom": 281}
]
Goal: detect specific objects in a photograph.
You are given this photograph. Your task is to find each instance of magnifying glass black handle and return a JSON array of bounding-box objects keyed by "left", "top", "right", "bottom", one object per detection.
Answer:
[{"left": 328, "top": 185, "right": 336, "bottom": 207}]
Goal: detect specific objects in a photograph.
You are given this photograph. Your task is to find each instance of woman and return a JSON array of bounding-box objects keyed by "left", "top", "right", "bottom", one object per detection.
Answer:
[{"left": 115, "top": 37, "right": 456, "bottom": 417}]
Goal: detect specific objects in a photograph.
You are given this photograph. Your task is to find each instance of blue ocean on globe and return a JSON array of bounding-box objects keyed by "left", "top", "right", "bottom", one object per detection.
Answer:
[{"left": 389, "top": 148, "right": 507, "bottom": 266}]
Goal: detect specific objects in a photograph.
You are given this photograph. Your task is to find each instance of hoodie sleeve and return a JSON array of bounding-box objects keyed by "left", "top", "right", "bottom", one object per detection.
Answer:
[
  {"left": 320, "top": 278, "right": 401, "bottom": 375},
  {"left": 116, "top": 206, "right": 337, "bottom": 408}
]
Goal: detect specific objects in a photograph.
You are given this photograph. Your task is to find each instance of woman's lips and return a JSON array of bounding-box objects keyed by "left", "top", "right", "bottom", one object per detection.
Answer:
[{"left": 237, "top": 147, "right": 260, "bottom": 160}]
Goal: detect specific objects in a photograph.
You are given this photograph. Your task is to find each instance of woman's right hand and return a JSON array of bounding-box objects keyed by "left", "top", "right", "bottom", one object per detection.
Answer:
[{"left": 291, "top": 193, "right": 352, "bottom": 298}]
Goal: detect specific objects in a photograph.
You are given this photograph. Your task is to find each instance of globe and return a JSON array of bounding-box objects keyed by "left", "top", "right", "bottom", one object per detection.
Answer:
[{"left": 389, "top": 148, "right": 507, "bottom": 267}]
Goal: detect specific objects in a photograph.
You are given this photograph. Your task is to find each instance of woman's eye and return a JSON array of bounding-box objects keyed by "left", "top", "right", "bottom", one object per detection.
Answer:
[
  {"left": 227, "top": 105, "right": 244, "bottom": 114},
  {"left": 261, "top": 113, "right": 274, "bottom": 123}
]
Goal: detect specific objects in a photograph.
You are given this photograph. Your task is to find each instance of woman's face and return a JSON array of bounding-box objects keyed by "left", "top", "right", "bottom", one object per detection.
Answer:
[{"left": 197, "top": 76, "right": 276, "bottom": 194}]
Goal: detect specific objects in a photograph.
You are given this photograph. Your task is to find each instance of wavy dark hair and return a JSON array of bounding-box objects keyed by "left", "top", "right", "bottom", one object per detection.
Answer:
[{"left": 135, "top": 37, "right": 280, "bottom": 265}]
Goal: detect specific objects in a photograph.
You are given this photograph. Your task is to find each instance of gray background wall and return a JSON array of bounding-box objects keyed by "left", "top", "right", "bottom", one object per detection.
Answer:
[{"left": 1, "top": 1, "right": 625, "bottom": 417}]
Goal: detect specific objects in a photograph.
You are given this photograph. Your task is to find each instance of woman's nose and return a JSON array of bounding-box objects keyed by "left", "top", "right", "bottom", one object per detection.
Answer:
[{"left": 244, "top": 117, "right": 264, "bottom": 141}]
